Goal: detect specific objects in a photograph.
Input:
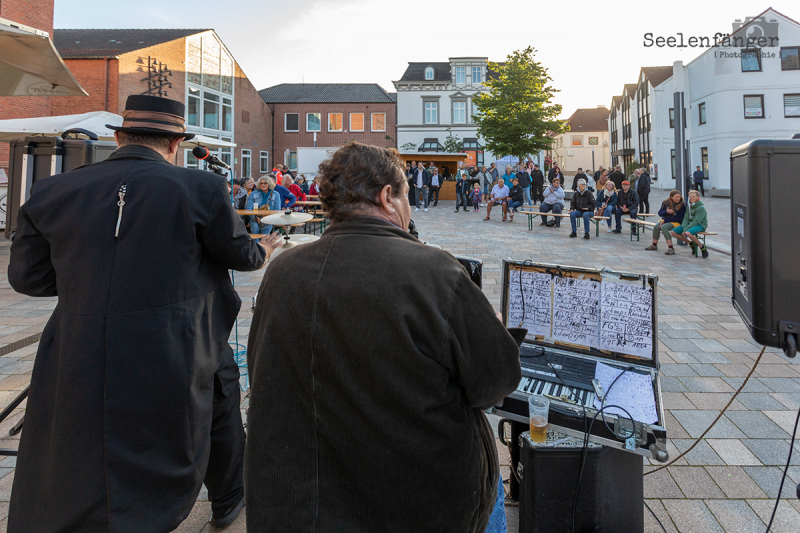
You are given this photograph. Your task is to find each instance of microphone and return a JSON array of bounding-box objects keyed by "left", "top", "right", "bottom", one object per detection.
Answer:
[{"left": 192, "top": 146, "right": 230, "bottom": 170}]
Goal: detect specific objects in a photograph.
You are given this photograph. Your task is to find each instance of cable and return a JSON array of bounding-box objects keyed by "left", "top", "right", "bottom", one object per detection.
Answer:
[
  {"left": 644, "top": 500, "right": 668, "bottom": 533},
  {"left": 765, "top": 404, "right": 800, "bottom": 533},
  {"left": 516, "top": 260, "right": 533, "bottom": 328}
]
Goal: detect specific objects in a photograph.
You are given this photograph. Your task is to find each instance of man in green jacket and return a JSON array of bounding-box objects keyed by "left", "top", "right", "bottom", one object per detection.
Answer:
[{"left": 669, "top": 190, "right": 709, "bottom": 258}]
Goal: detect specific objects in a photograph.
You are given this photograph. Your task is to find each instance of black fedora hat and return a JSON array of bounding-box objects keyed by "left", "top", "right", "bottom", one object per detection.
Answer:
[{"left": 107, "top": 95, "right": 195, "bottom": 140}]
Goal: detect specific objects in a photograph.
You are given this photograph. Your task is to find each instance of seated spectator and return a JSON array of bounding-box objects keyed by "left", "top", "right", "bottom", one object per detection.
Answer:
[
  {"left": 669, "top": 190, "right": 709, "bottom": 258},
  {"left": 645, "top": 190, "right": 686, "bottom": 255},
  {"left": 539, "top": 177, "right": 565, "bottom": 227},
  {"left": 243, "top": 177, "right": 256, "bottom": 194},
  {"left": 507, "top": 177, "right": 524, "bottom": 222},
  {"left": 284, "top": 176, "right": 308, "bottom": 204},
  {"left": 612, "top": 180, "right": 639, "bottom": 234},
  {"left": 569, "top": 179, "right": 595, "bottom": 239},
  {"left": 595, "top": 181, "right": 617, "bottom": 232},
  {"left": 229, "top": 179, "right": 247, "bottom": 209},
  {"left": 484, "top": 177, "right": 510, "bottom": 222},
  {"left": 297, "top": 175, "right": 310, "bottom": 195},
  {"left": 274, "top": 175, "right": 297, "bottom": 210},
  {"left": 246, "top": 176, "right": 283, "bottom": 234},
  {"left": 309, "top": 175, "right": 321, "bottom": 196}
]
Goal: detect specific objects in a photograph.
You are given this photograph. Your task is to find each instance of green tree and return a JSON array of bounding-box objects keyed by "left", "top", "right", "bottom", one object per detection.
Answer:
[
  {"left": 473, "top": 47, "right": 566, "bottom": 161},
  {"left": 400, "top": 142, "right": 417, "bottom": 151},
  {"left": 442, "top": 128, "right": 463, "bottom": 153}
]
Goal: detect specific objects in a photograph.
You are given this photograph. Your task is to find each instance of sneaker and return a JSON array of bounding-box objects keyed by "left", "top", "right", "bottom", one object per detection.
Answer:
[
  {"left": 689, "top": 242, "right": 697, "bottom": 253},
  {"left": 701, "top": 247, "right": 709, "bottom": 259},
  {"left": 607, "top": 228, "right": 613, "bottom": 233},
  {"left": 612, "top": 229, "right": 621, "bottom": 234},
  {"left": 415, "top": 208, "right": 420, "bottom": 212},
  {"left": 539, "top": 221, "right": 547, "bottom": 226},
  {"left": 645, "top": 244, "right": 658, "bottom": 251},
  {"left": 632, "top": 229, "right": 638, "bottom": 235},
  {"left": 570, "top": 231, "right": 577, "bottom": 238},
  {"left": 209, "top": 497, "right": 245, "bottom": 528},
  {"left": 665, "top": 248, "right": 675, "bottom": 255},
  {"left": 584, "top": 233, "right": 590, "bottom": 239},
  {"left": 424, "top": 208, "right": 428, "bottom": 212},
  {"left": 455, "top": 209, "right": 459, "bottom": 212},
  {"left": 555, "top": 224, "right": 561, "bottom": 228}
]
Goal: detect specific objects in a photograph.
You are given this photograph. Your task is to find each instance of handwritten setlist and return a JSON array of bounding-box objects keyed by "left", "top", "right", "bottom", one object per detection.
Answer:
[
  {"left": 552, "top": 278, "right": 601, "bottom": 348},
  {"left": 508, "top": 270, "right": 552, "bottom": 337},
  {"left": 593, "top": 362, "right": 659, "bottom": 424},
  {"left": 599, "top": 281, "right": 654, "bottom": 359}
]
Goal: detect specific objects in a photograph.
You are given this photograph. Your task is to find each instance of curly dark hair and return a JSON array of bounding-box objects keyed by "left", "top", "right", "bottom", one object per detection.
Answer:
[{"left": 318, "top": 141, "right": 406, "bottom": 222}]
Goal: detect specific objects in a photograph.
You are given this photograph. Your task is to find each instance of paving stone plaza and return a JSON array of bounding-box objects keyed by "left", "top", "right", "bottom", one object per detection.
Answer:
[{"left": 0, "top": 196, "right": 796, "bottom": 532}]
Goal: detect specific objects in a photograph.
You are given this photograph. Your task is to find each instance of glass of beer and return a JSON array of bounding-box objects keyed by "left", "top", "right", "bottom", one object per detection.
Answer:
[{"left": 528, "top": 395, "right": 550, "bottom": 443}]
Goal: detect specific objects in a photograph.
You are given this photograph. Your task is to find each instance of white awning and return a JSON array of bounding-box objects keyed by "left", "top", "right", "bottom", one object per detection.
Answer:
[{"left": 0, "top": 18, "right": 87, "bottom": 97}]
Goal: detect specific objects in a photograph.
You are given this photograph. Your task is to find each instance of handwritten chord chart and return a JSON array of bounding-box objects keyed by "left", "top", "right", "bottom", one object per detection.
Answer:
[
  {"left": 508, "top": 270, "right": 552, "bottom": 337},
  {"left": 552, "top": 277, "right": 601, "bottom": 348},
  {"left": 599, "top": 281, "right": 654, "bottom": 359},
  {"left": 593, "top": 361, "right": 659, "bottom": 424}
]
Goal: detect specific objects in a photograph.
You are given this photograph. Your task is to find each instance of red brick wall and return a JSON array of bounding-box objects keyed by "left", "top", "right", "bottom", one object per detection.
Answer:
[
  {"left": 49, "top": 59, "right": 119, "bottom": 116},
  {"left": 233, "top": 63, "right": 272, "bottom": 180},
  {"left": 270, "top": 102, "right": 397, "bottom": 169},
  {"left": 0, "top": 0, "right": 55, "bottom": 172}
]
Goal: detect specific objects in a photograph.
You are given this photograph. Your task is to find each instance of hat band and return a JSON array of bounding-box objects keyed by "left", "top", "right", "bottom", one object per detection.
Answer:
[{"left": 121, "top": 110, "right": 187, "bottom": 134}]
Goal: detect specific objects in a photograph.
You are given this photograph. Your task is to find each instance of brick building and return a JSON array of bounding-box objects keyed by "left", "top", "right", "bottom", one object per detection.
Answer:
[
  {"left": 48, "top": 28, "right": 271, "bottom": 177},
  {"left": 258, "top": 84, "right": 396, "bottom": 171},
  {"left": 0, "top": 0, "right": 55, "bottom": 174}
]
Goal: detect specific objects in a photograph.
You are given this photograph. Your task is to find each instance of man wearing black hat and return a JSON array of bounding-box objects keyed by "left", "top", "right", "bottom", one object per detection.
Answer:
[{"left": 7, "top": 95, "right": 281, "bottom": 531}]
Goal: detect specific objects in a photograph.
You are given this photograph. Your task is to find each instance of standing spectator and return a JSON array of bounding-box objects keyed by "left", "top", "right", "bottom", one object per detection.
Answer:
[
  {"left": 516, "top": 164, "right": 532, "bottom": 207},
  {"left": 595, "top": 181, "right": 617, "bottom": 233},
  {"left": 476, "top": 166, "right": 493, "bottom": 206},
  {"left": 570, "top": 168, "right": 594, "bottom": 192},
  {"left": 429, "top": 167, "right": 442, "bottom": 207},
  {"left": 547, "top": 163, "right": 563, "bottom": 184},
  {"left": 469, "top": 166, "right": 479, "bottom": 178},
  {"left": 454, "top": 172, "right": 469, "bottom": 212},
  {"left": 484, "top": 177, "right": 510, "bottom": 222},
  {"left": 612, "top": 180, "right": 639, "bottom": 234},
  {"left": 596, "top": 169, "right": 610, "bottom": 190},
  {"left": 471, "top": 182, "right": 482, "bottom": 212},
  {"left": 540, "top": 177, "right": 565, "bottom": 227},
  {"left": 629, "top": 168, "right": 640, "bottom": 191},
  {"left": 693, "top": 166, "right": 705, "bottom": 197},
  {"left": 309, "top": 175, "right": 321, "bottom": 196},
  {"left": 489, "top": 162, "right": 500, "bottom": 183},
  {"left": 530, "top": 163, "right": 545, "bottom": 205},
  {"left": 502, "top": 165, "right": 515, "bottom": 186},
  {"left": 594, "top": 166, "right": 604, "bottom": 181},
  {"left": 569, "top": 179, "right": 595, "bottom": 239},
  {"left": 507, "top": 177, "right": 524, "bottom": 222},
  {"left": 637, "top": 167, "right": 651, "bottom": 213},
  {"left": 408, "top": 161, "right": 417, "bottom": 206},
  {"left": 412, "top": 161, "right": 431, "bottom": 212},
  {"left": 609, "top": 165, "right": 625, "bottom": 190},
  {"left": 669, "top": 190, "right": 709, "bottom": 258},
  {"left": 645, "top": 190, "right": 686, "bottom": 254},
  {"left": 297, "top": 175, "right": 310, "bottom": 195},
  {"left": 283, "top": 166, "right": 295, "bottom": 180},
  {"left": 271, "top": 164, "right": 284, "bottom": 184},
  {"left": 246, "top": 177, "right": 283, "bottom": 234}
]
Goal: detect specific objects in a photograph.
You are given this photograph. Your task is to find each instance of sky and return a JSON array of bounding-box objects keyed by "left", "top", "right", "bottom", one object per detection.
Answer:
[{"left": 54, "top": 0, "right": 794, "bottom": 119}]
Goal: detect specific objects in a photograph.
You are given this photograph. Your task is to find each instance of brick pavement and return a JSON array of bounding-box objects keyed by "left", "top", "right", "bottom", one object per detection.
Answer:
[{"left": 0, "top": 197, "right": 796, "bottom": 532}]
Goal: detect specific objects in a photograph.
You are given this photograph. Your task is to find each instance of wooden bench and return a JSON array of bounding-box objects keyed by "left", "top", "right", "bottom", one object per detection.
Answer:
[
  {"left": 518, "top": 208, "right": 610, "bottom": 236},
  {"left": 621, "top": 218, "right": 655, "bottom": 241},
  {"left": 691, "top": 231, "right": 717, "bottom": 256}
]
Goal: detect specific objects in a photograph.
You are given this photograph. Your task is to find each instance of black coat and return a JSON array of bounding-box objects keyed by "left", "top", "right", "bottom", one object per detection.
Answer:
[
  {"left": 530, "top": 170, "right": 545, "bottom": 186},
  {"left": 509, "top": 184, "right": 524, "bottom": 202},
  {"left": 609, "top": 171, "right": 625, "bottom": 190},
  {"left": 570, "top": 188, "right": 595, "bottom": 212},
  {"left": 411, "top": 168, "right": 432, "bottom": 188},
  {"left": 637, "top": 172, "right": 651, "bottom": 195},
  {"left": 617, "top": 188, "right": 640, "bottom": 210},
  {"left": 516, "top": 171, "right": 531, "bottom": 188},
  {"left": 245, "top": 217, "right": 521, "bottom": 533},
  {"left": 7, "top": 145, "right": 266, "bottom": 532}
]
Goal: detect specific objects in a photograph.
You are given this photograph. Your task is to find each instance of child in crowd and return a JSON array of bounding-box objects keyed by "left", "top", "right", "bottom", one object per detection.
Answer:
[{"left": 472, "top": 182, "right": 482, "bottom": 211}]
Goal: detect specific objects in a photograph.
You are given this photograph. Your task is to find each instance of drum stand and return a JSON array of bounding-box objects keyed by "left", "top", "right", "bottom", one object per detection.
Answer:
[{"left": 0, "top": 385, "right": 29, "bottom": 456}]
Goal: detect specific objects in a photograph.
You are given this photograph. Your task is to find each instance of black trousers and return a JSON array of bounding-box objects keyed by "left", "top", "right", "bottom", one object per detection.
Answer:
[
  {"left": 430, "top": 185, "right": 440, "bottom": 206},
  {"left": 204, "top": 351, "right": 246, "bottom": 514},
  {"left": 639, "top": 193, "right": 650, "bottom": 214},
  {"left": 695, "top": 181, "right": 705, "bottom": 196},
  {"left": 532, "top": 184, "right": 544, "bottom": 204}
]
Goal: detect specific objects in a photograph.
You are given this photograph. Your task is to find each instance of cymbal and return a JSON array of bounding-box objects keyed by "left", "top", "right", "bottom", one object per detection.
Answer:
[
  {"left": 260, "top": 211, "right": 313, "bottom": 226},
  {"left": 270, "top": 234, "right": 320, "bottom": 260}
]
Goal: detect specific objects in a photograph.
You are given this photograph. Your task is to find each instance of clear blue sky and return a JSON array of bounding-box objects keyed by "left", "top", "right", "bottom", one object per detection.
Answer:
[{"left": 54, "top": 1, "right": 794, "bottom": 118}]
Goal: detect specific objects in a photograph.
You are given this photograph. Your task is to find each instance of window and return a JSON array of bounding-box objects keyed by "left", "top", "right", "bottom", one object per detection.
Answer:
[
  {"left": 785, "top": 94, "right": 800, "bottom": 117},
  {"left": 285, "top": 113, "right": 299, "bottom": 132},
  {"left": 425, "top": 67, "right": 434, "bottom": 80},
  {"left": 307, "top": 113, "right": 321, "bottom": 132},
  {"left": 241, "top": 149, "right": 251, "bottom": 179},
  {"left": 424, "top": 101, "right": 438, "bottom": 124},
  {"left": 220, "top": 141, "right": 232, "bottom": 168},
  {"left": 455, "top": 66, "right": 465, "bottom": 85},
  {"left": 329, "top": 113, "right": 343, "bottom": 131},
  {"left": 698, "top": 102, "right": 706, "bottom": 125},
  {"left": 186, "top": 149, "right": 199, "bottom": 169},
  {"left": 222, "top": 98, "right": 232, "bottom": 131},
  {"left": 453, "top": 101, "right": 466, "bottom": 124},
  {"left": 471, "top": 66, "right": 482, "bottom": 84},
  {"left": 188, "top": 88, "right": 200, "bottom": 127},
  {"left": 260, "top": 151, "right": 269, "bottom": 173},
  {"left": 589, "top": 137, "right": 598, "bottom": 145},
  {"left": 701, "top": 147, "right": 708, "bottom": 179},
  {"left": 669, "top": 108, "right": 687, "bottom": 128},
  {"left": 744, "top": 95, "right": 764, "bottom": 118},
  {"left": 741, "top": 49, "right": 762, "bottom": 72},
  {"left": 203, "top": 92, "right": 219, "bottom": 129},
  {"left": 371, "top": 113, "right": 386, "bottom": 131},
  {"left": 781, "top": 47, "right": 800, "bottom": 70},
  {"left": 350, "top": 112, "right": 364, "bottom": 132},
  {"left": 671, "top": 149, "right": 676, "bottom": 179},
  {"left": 288, "top": 151, "right": 297, "bottom": 170},
  {"left": 571, "top": 135, "right": 583, "bottom": 146}
]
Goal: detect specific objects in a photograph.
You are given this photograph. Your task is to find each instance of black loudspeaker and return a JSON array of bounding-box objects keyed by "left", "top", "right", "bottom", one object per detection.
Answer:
[
  {"left": 730, "top": 138, "right": 800, "bottom": 358},
  {"left": 6, "top": 134, "right": 116, "bottom": 238},
  {"left": 453, "top": 255, "right": 482, "bottom": 288},
  {"left": 519, "top": 434, "right": 643, "bottom": 533}
]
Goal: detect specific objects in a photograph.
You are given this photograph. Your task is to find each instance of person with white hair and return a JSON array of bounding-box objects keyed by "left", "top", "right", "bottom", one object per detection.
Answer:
[{"left": 569, "top": 179, "right": 596, "bottom": 239}]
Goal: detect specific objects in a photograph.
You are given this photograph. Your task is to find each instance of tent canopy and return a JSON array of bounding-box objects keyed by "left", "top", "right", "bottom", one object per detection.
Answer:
[
  {"left": 0, "top": 18, "right": 87, "bottom": 97},
  {"left": 0, "top": 111, "right": 236, "bottom": 149}
]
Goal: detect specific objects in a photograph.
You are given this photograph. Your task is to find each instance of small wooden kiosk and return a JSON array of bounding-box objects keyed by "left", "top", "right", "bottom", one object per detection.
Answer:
[{"left": 399, "top": 152, "right": 469, "bottom": 201}]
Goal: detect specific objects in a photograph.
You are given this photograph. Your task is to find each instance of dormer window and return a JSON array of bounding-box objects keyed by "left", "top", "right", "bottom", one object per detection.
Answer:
[{"left": 425, "top": 67, "right": 434, "bottom": 80}]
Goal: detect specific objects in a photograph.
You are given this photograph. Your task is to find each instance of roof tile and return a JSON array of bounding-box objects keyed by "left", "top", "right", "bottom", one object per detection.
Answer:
[
  {"left": 258, "top": 84, "right": 395, "bottom": 104},
  {"left": 54, "top": 29, "right": 208, "bottom": 58}
]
